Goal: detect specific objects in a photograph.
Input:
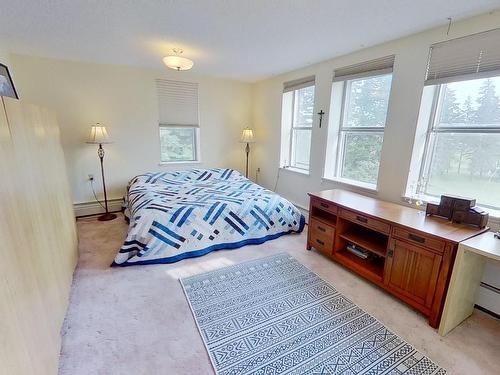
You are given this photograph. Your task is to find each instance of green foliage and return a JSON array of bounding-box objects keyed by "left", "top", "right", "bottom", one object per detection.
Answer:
[
  {"left": 295, "top": 86, "right": 315, "bottom": 127},
  {"left": 340, "top": 74, "right": 391, "bottom": 184},
  {"left": 475, "top": 78, "right": 500, "bottom": 123},
  {"left": 160, "top": 128, "right": 195, "bottom": 162},
  {"left": 439, "top": 88, "right": 462, "bottom": 123},
  {"left": 342, "top": 133, "right": 383, "bottom": 184},
  {"left": 346, "top": 74, "right": 392, "bottom": 127}
]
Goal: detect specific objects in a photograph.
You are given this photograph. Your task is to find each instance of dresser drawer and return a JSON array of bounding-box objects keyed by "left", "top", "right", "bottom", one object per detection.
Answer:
[
  {"left": 392, "top": 227, "right": 445, "bottom": 253},
  {"left": 309, "top": 218, "right": 335, "bottom": 237},
  {"left": 311, "top": 198, "right": 338, "bottom": 215},
  {"left": 339, "top": 208, "right": 391, "bottom": 234},
  {"left": 309, "top": 227, "right": 334, "bottom": 256}
]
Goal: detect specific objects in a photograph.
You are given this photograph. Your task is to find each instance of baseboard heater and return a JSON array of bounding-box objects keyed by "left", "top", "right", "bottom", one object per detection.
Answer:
[{"left": 476, "top": 281, "right": 500, "bottom": 319}]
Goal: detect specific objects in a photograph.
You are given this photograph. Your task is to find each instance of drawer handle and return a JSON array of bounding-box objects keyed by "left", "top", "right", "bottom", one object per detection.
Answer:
[
  {"left": 320, "top": 202, "right": 329, "bottom": 209},
  {"left": 387, "top": 249, "right": 394, "bottom": 257},
  {"left": 316, "top": 239, "right": 325, "bottom": 246},
  {"left": 356, "top": 215, "right": 368, "bottom": 224},
  {"left": 408, "top": 233, "right": 425, "bottom": 244},
  {"left": 317, "top": 226, "right": 326, "bottom": 232}
]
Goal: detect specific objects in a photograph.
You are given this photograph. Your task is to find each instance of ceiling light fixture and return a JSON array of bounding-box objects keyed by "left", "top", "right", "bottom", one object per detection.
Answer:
[{"left": 163, "top": 48, "right": 194, "bottom": 71}]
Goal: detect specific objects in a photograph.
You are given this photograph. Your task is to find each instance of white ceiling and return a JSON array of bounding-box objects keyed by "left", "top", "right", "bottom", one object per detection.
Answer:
[{"left": 0, "top": 1, "right": 499, "bottom": 81}]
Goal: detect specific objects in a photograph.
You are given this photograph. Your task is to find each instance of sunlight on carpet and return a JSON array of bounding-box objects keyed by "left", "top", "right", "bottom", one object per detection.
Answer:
[{"left": 165, "top": 257, "right": 236, "bottom": 279}]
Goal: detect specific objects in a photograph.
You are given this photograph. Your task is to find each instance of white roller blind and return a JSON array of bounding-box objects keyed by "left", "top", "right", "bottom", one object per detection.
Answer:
[
  {"left": 283, "top": 76, "right": 315, "bottom": 93},
  {"left": 333, "top": 55, "right": 395, "bottom": 82},
  {"left": 425, "top": 28, "right": 500, "bottom": 86},
  {"left": 156, "top": 79, "right": 199, "bottom": 126}
]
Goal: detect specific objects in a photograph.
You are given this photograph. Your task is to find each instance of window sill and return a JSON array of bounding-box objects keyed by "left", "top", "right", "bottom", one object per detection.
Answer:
[
  {"left": 159, "top": 160, "right": 201, "bottom": 166},
  {"left": 322, "top": 176, "right": 378, "bottom": 193},
  {"left": 280, "top": 166, "right": 310, "bottom": 176}
]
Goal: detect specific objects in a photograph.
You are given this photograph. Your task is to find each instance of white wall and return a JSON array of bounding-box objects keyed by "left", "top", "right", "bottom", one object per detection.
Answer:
[
  {"left": 252, "top": 10, "right": 500, "bottom": 314},
  {"left": 0, "top": 47, "right": 10, "bottom": 66},
  {"left": 252, "top": 10, "right": 500, "bottom": 209},
  {"left": 10, "top": 55, "right": 253, "bottom": 205}
]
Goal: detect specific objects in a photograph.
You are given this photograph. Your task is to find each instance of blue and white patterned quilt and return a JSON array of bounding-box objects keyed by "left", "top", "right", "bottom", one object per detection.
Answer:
[{"left": 113, "top": 168, "right": 305, "bottom": 266}]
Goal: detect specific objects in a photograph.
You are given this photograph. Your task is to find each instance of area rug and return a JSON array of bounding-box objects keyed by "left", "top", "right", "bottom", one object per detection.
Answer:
[{"left": 180, "top": 253, "right": 446, "bottom": 375}]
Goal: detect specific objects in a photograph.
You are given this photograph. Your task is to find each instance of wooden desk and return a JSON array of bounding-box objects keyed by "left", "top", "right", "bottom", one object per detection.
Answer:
[
  {"left": 438, "top": 232, "right": 500, "bottom": 335},
  {"left": 307, "top": 189, "right": 488, "bottom": 328}
]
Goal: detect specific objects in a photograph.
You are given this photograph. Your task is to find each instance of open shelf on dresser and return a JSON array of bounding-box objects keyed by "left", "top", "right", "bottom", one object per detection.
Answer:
[
  {"left": 339, "top": 228, "right": 388, "bottom": 258},
  {"left": 335, "top": 250, "right": 385, "bottom": 282},
  {"left": 332, "top": 213, "right": 389, "bottom": 284},
  {"left": 310, "top": 206, "right": 337, "bottom": 227}
]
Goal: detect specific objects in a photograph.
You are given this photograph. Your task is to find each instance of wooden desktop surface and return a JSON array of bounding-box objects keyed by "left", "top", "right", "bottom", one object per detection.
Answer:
[{"left": 309, "top": 189, "right": 488, "bottom": 243}]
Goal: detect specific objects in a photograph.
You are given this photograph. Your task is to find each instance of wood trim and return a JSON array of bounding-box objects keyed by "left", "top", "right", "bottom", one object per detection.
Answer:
[
  {"left": 339, "top": 208, "right": 391, "bottom": 235},
  {"left": 392, "top": 226, "right": 446, "bottom": 253},
  {"left": 309, "top": 189, "right": 489, "bottom": 243},
  {"left": 306, "top": 199, "right": 313, "bottom": 251},
  {"left": 429, "top": 242, "right": 456, "bottom": 328},
  {"left": 310, "top": 228, "right": 334, "bottom": 257},
  {"left": 311, "top": 198, "right": 338, "bottom": 215},
  {"left": 309, "top": 218, "right": 335, "bottom": 238}
]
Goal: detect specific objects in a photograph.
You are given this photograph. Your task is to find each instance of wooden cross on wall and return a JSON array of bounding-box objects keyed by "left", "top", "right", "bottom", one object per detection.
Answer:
[{"left": 318, "top": 110, "right": 325, "bottom": 128}]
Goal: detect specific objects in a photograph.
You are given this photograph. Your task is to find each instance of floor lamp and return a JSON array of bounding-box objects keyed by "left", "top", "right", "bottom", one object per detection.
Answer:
[
  {"left": 86, "top": 124, "right": 117, "bottom": 221},
  {"left": 240, "top": 127, "right": 255, "bottom": 178}
]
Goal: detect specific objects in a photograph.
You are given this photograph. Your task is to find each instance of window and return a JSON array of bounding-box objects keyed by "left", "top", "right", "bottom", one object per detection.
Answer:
[
  {"left": 159, "top": 126, "right": 197, "bottom": 162},
  {"left": 156, "top": 79, "right": 200, "bottom": 163},
  {"left": 409, "top": 28, "right": 500, "bottom": 209},
  {"left": 336, "top": 73, "right": 392, "bottom": 186},
  {"left": 280, "top": 77, "right": 315, "bottom": 171},
  {"left": 324, "top": 56, "right": 394, "bottom": 188},
  {"left": 418, "top": 77, "right": 500, "bottom": 209},
  {"left": 325, "top": 57, "right": 394, "bottom": 188}
]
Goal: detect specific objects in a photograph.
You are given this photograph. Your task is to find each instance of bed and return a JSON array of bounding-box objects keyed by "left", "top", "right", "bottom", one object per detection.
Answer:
[{"left": 113, "top": 168, "right": 305, "bottom": 266}]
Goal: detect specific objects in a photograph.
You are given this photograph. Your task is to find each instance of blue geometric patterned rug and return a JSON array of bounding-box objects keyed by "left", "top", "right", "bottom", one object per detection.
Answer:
[{"left": 180, "top": 253, "right": 446, "bottom": 375}]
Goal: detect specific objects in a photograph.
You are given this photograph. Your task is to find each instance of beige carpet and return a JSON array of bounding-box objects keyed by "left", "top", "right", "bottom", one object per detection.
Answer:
[{"left": 59, "top": 213, "right": 500, "bottom": 374}]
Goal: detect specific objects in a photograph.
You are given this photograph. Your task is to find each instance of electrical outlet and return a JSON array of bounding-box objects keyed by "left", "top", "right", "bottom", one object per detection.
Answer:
[{"left": 88, "top": 174, "right": 94, "bottom": 181}]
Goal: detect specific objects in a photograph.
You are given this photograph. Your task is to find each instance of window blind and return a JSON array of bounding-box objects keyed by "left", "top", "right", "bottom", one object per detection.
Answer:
[
  {"left": 333, "top": 55, "right": 395, "bottom": 82},
  {"left": 425, "top": 28, "right": 500, "bottom": 86},
  {"left": 283, "top": 76, "right": 315, "bottom": 93},
  {"left": 156, "top": 79, "right": 199, "bottom": 126}
]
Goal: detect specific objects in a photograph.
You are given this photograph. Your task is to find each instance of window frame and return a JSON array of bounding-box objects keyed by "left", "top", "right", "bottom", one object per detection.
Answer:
[
  {"left": 417, "top": 81, "right": 500, "bottom": 210},
  {"left": 280, "top": 83, "right": 315, "bottom": 172},
  {"left": 334, "top": 72, "right": 392, "bottom": 188},
  {"left": 158, "top": 124, "right": 200, "bottom": 164}
]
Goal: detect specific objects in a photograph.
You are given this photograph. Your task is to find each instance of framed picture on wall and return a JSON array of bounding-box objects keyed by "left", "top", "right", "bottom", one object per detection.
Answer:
[{"left": 0, "top": 63, "right": 19, "bottom": 99}]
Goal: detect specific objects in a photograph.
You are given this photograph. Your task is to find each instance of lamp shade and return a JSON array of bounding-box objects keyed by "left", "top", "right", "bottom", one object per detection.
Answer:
[
  {"left": 240, "top": 128, "right": 255, "bottom": 143},
  {"left": 86, "top": 124, "right": 111, "bottom": 144},
  {"left": 163, "top": 55, "right": 194, "bottom": 71}
]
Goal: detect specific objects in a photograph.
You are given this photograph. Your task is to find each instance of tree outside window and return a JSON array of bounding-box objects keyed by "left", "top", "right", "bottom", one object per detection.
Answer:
[
  {"left": 422, "top": 77, "right": 500, "bottom": 209},
  {"left": 337, "top": 73, "right": 392, "bottom": 186}
]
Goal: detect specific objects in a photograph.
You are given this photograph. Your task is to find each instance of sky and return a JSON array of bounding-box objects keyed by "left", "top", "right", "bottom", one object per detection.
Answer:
[{"left": 448, "top": 76, "right": 500, "bottom": 105}]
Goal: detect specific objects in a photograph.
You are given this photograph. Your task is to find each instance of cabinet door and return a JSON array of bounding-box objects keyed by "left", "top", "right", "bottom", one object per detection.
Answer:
[{"left": 384, "top": 239, "right": 442, "bottom": 309}]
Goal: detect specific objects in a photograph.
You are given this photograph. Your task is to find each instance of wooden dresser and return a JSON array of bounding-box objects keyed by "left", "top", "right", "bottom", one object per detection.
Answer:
[{"left": 306, "top": 189, "right": 488, "bottom": 328}]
